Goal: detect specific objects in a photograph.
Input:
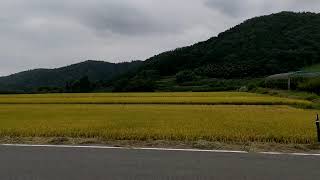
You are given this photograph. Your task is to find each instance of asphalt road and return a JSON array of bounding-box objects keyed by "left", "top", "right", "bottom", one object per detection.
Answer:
[{"left": 0, "top": 145, "right": 319, "bottom": 180}]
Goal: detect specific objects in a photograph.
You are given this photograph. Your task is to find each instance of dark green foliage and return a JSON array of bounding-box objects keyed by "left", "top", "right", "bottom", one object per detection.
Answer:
[
  {"left": 156, "top": 76, "right": 261, "bottom": 92},
  {"left": 37, "top": 86, "right": 64, "bottom": 93},
  {"left": 247, "top": 81, "right": 263, "bottom": 91},
  {"left": 111, "top": 69, "right": 160, "bottom": 92},
  {"left": 297, "top": 78, "right": 320, "bottom": 94},
  {"left": 112, "top": 78, "right": 156, "bottom": 92},
  {"left": 176, "top": 70, "right": 197, "bottom": 84},
  {"left": 265, "top": 76, "right": 314, "bottom": 90},
  {"left": 66, "top": 76, "right": 94, "bottom": 93},
  {"left": 265, "top": 79, "right": 290, "bottom": 90}
]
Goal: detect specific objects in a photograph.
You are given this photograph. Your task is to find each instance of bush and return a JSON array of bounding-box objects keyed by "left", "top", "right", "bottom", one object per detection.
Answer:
[
  {"left": 176, "top": 70, "right": 197, "bottom": 84},
  {"left": 112, "top": 78, "right": 156, "bottom": 92},
  {"left": 65, "top": 76, "right": 94, "bottom": 93},
  {"left": 297, "top": 78, "right": 320, "bottom": 94},
  {"left": 239, "top": 86, "right": 249, "bottom": 92}
]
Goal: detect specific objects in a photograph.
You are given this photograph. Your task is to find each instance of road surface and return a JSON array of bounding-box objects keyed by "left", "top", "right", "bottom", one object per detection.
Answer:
[{"left": 0, "top": 145, "right": 319, "bottom": 180}]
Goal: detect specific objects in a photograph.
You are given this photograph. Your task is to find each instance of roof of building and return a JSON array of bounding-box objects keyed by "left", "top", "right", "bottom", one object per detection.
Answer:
[{"left": 266, "top": 71, "right": 320, "bottom": 80}]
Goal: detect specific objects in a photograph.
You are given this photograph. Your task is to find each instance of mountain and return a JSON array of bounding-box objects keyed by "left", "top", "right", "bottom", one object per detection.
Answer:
[
  {"left": 112, "top": 11, "right": 320, "bottom": 91},
  {"left": 0, "top": 60, "right": 142, "bottom": 92},
  {"left": 145, "top": 11, "right": 320, "bottom": 77}
]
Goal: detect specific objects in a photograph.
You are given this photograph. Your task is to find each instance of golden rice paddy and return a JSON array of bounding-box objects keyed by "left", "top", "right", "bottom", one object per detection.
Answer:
[{"left": 0, "top": 92, "right": 317, "bottom": 144}]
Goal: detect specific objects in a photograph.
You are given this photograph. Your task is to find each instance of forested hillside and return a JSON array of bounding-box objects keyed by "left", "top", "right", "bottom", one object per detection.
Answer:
[
  {"left": 148, "top": 12, "right": 320, "bottom": 77},
  {"left": 112, "top": 12, "right": 320, "bottom": 91}
]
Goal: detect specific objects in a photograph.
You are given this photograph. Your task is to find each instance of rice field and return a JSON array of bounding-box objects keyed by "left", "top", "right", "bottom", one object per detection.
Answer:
[
  {"left": 0, "top": 92, "right": 312, "bottom": 106},
  {"left": 0, "top": 104, "right": 316, "bottom": 143},
  {"left": 0, "top": 92, "right": 317, "bottom": 144}
]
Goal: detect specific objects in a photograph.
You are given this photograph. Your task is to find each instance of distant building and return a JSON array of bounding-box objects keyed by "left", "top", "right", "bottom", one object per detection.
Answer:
[{"left": 265, "top": 71, "right": 320, "bottom": 90}]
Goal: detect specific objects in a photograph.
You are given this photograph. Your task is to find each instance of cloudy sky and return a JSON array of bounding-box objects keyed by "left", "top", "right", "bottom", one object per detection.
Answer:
[{"left": 0, "top": 0, "right": 319, "bottom": 76}]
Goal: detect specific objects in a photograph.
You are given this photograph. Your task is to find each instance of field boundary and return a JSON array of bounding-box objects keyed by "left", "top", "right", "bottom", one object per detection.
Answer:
[{"left": 0, "top": 102, "right": 310, "bottom": 106}]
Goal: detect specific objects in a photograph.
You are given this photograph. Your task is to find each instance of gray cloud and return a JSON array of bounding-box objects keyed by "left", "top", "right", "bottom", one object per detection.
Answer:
[
  {"left": 205, "top": 0, "right": 247, "bottom": 17},
  {"left": 74, "top": 2, "right": 164, "bottom": 36},
  {"left": 0, "top": 0, "right": 319, "bottom": 76},
  {"left": 205, "top": 0, "right": 320, "bottom": 18}
]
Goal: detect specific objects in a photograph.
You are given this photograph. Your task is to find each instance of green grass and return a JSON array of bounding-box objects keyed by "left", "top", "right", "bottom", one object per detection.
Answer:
[
  {"left": 0, "top": 92, "right": 312, "bottom": 106},
  {"left": 254, "top": 88, "right": 320, "bottom": 108},
  {"left": 303, "top": 64, "right": 320, "bottom": 72},
  {"left": 0, "top": 104, "right": 317, "bottom": 144}
]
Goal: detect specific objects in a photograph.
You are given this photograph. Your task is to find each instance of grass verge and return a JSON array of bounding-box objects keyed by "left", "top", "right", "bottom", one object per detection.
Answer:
[{"left": 1, "top": 137, "right": 319, "bottom": 154}]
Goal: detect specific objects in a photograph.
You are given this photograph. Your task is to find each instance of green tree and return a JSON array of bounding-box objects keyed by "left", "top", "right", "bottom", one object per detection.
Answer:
[{"left": 176, "top": 70, "right": 197, "bottom": 84}]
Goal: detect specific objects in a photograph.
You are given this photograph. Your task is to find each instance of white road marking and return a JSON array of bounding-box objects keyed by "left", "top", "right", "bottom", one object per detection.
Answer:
[
  {"left": 260, "top": 151, "right": 320, "bottom": 156},
  {"left": 1, "top": 144, "right": 320, "bottom": 156},
  {"left": 0, "top": 144, "right": 247, "bottom": 154}
]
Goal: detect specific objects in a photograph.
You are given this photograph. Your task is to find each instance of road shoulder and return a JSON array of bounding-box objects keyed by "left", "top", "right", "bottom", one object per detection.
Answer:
[{"left": 1, "top": 137, "right": 320, "bottom": 154}]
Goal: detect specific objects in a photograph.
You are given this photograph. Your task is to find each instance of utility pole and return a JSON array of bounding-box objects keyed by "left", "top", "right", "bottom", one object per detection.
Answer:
[{"left": 316, "top": 114, "right": 320, "bottom": 143}]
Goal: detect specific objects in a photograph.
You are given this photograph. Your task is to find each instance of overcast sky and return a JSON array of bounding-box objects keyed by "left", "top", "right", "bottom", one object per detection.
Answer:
[{"left": 0, "top": 0, "right": 320, "bottom": 76}]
